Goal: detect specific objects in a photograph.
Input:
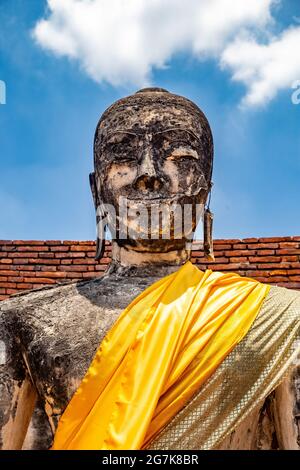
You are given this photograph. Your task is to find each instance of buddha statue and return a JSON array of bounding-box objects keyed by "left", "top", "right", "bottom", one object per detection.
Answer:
[{"left": 0, "top": 88, "right": 299, "bottom": 450}]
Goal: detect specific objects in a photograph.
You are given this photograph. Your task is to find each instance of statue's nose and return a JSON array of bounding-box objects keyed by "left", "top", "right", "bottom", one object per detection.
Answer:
[{"left": 134, "top": 146, "right": 161, "bottom": 192}]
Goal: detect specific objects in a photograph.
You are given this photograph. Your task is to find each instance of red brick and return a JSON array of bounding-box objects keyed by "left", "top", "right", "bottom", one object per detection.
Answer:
[
  {"left": 50, "top": 246, "right": 70, "bottom": 252},
  {"left": 9, "top": 277, "right": 23, "bottom": 282},
  {"left": 279, "top": 242, "right": 299, "bottom": 248},
  {"left": 82, "top": 272, "right": 100, "bottom": 278},
  {"left": 0, "top": 270, "right": 16, "bottom": 278},
  {"left": 281, "top": 262, "right": 300, "bottom": 268},
  {"left": 78, "top": 241, "right": 95, "bottom": 246},
  {"left": 192, "top": 251, "right": 204, "bottom": 257},
  {"left": 1, "top": 246, "right": 16, "bottom": 252},
  {"left": 12, "top": 258, "right": 29, "bottom": 264},
  {"left": 225, "top": 250, "right": 250, "bottom": 257},
  {"left": 0, "top": 264, "right": 16, "bottom": 275},
  {"left": 249, "top": 256, "right": 280, "bottom": 263},
  {"left": 99, "top": 257, "right": 111, "bottom": 264},
  {"left": 95, "top": 265, "right": 107, "bottom": 271},
  {"left": 40, "top": 266, "right": 57, "bottom": 272},
  {"left": 209, "top": 264, "right": 241, "bottom": 271},
  {"left": 242, "top": 238, "right": 259, "bottom": 243},
  {"left": 17, "top": 283, "right": 33, "bottom": 289},
  {"left": 267, "top": 276, "right": 289, "bottom": 283},
  {"left": 0, "top": 276, "right": 8, "bottom": 282},
  {"left": 13, "top": 240, "right": 45, "bottom": 245},
  {"left": 65, "top": 252, "right": 86, "bottom": 258},
  {"left": 269, "top": 270, "right": 288, "bottom": 276},
  {"left": 255, "top": 250, "right": 275, "bottom": 256},
  {"left": 0, "top": 259, "right": 12, "bottom": 264},
  {"left": 238, "top": 263, "right": 257, "bottom": 269},
  {"left": 73, "top": 258, "right": 95, "bottom": 265},
  {"left": 259, "top": 237, "right": 292, "bottom": 243},
  {"left": 61, "top": 260, "right": 72, "bottom": 265},
  {"left": 215, "top": 238, "right": 240, "bottom": 244},
  {"left": 18, "top": 246, "right": 49, "bottom": 252},
  {"left": 27, "top": 259, "right": 60, "bottom": 265},
  {"left": 248, "top": 243, "right": 278, "bottom": 250},
  {"left": 257, "top": 263, "right": 285, "bottom": 269},
  {"left": 24, "top": 277, "right": 56, "bottom": 284},
  {"left": 0, "top": 295, "right": 8, "bottom": 300},
  {"left": 244, "top": 270, "right": 271, "bottom": 277},
  {"left": 230, "top": 257, "right": 249, "bottom": 263},
  {"left": 6, "top": 288, "right": 19, "bottom": 294},
  {"left": 36, "top": 271, "right": 67, "bottom": 279},
  {"left": 16, "top": 267, "right": 35, "bottom": 272},
  {"left": 66, "top": 272, "right": 83, "bottom": 278},
  {"left": 70, "top": 245, "right": 94, "bottom": 252},
  {"left": 232, "top": 244, "right": 246, "bottom": 249},
  {"left": 281, "top": 256, "right": 299, "bottom": 262},
  {"left": 39, "top": 253, "right": 55, "bottom": 258},
  {"left": 253, "top": 277, "right": 271, "bottom": 283},
  {"left": 0, "top": 288, "right": 6, "bottom": 294},
  {"left": 0, "top": 240, "right": 13, "bottom": 245},
  {"left": 289, "top": 276, "right": 300, "bottom": 281},
  {"left": 0, "top": 282, "right": 16, "bottom": 288},
  {"left": 58, "top": 265, "right": 88, "bottom": 272},
  {"left": 45, "top": 241, "right": 62, "bottom": 246},
  {"left": 8, "top": 252, "right": 38, "bottom": 258},
  {"left": 289, "top": 269, "right": 300, "bottom": 275},
  {"left": 54, "top": 252, "right": 71, "bottom": 259},
  {"left": 277, "top": 249, "right": 300, "bottom": 255}
]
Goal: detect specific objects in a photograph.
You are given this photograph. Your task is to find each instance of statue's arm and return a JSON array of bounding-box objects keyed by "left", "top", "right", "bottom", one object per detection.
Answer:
[
  {"left": 273, "top": 367, "right": 300, "bottom": 450},
  {"left": 0, "top": 304, "right": 37, "bottom": 450}
]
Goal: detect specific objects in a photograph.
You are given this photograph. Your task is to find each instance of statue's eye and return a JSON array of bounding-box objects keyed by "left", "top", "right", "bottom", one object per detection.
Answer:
[
  {"left": 167, "top": 147, "right": 199, "bottom": 161},
  {"left": 117, "top": 155, "right": 137, "bottom": 164},
  {"left": 105, "top": 133, "right": 139, "bottom": 153}
]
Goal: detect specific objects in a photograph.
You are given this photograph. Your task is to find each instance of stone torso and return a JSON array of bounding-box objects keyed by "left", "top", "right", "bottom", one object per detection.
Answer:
[
  {"left": 1, "top": 265, "right": 172, "bottom": 449},
  {"left": 1, "top": 269, "right": 300, "bottom": 450}
]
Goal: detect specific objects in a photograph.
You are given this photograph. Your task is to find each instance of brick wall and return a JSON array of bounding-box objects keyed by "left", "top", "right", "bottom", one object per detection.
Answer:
[{"left": 0, "top": 237, "right": 300, "bottom": 301}]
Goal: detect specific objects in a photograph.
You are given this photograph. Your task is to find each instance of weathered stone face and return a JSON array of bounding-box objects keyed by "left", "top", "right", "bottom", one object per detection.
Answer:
[{"left": 92, "top": 88, "right": 213, "bottom": 252}]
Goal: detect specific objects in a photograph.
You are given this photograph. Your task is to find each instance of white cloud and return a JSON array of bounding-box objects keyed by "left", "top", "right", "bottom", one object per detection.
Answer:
[
  {"left": 221, "top": 26, "right": 300, "bottom": 106},
  {"left": 33, "top": 0, "right": 300, "bottom": 106}
]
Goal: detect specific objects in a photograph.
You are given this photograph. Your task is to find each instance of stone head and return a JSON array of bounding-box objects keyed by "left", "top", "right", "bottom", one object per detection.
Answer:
[{"left": 90, "top": 88, "right": 214, "bottom": 259}]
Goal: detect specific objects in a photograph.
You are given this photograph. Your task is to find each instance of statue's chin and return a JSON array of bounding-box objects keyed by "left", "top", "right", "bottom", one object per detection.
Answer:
[{"left": 114, "top": 237, "right": 192, "bottom": 253}]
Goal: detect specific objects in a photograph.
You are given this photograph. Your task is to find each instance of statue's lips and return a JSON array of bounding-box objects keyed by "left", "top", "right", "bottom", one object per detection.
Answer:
[{"left": 125, "top": 194, "right": 192, "bottom": 202}]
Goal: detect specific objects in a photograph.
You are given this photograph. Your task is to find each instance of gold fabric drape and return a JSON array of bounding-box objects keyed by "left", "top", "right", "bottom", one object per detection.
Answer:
[
  {"left": 52, "top": 261, "right": 269, "bottom": 450},
  {"left": 149, "top": 285, "right": 300, "bottom": 450}
]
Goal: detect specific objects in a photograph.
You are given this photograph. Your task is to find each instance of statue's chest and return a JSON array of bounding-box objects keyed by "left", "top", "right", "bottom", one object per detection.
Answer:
[
  {"left": 24, "top": 305, "right": 122, "bottom": 429},
  {"left": 18, "top": 275, "right": 157, "bottom": 439}
]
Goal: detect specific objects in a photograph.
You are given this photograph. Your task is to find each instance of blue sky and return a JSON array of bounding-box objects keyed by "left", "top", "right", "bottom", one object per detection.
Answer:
[{"left": 0, "top": 0, "right": 299, "bottom": 241}]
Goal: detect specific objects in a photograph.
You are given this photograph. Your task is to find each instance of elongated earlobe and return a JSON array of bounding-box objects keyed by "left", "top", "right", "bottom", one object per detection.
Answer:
[
  {"left": 203, "top": 208, "right": 214, "bottom": 261},
  {"left": 95, "top": 204, "right": 107, "bottom": 261},
  {"left": 89, "top": 172, "right": 107, "bottom": 261},
  {"left": 203, "top": 185, "right": 214, "bottom": 261}
]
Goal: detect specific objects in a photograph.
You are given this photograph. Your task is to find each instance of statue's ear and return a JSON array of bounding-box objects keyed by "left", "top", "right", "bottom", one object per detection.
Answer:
[
  {"left": 89, "top": 172, "right": 106, "bottom": 261},
  {"left": 89, "top": 172, "right": 98, "bottom": 209},
  {"left": 203, "top": 182, "right": 215, "bottom": 261}
]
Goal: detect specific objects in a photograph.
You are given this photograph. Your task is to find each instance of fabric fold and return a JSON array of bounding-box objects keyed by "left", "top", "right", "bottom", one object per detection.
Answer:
[{"left": 52, "top": 261, "right": 270, "bottom": 450}]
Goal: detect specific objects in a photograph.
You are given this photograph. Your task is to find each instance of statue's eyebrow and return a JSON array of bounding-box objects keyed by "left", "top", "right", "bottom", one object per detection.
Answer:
[
  {"left": 105, "top": 128, "right": 201, "bottom": 142},
  {"left": 152, "top": 128, "right": 201, "bottom": 144},
  {"left": 105, "top": 130, "right": 139, "bottom": 138}
]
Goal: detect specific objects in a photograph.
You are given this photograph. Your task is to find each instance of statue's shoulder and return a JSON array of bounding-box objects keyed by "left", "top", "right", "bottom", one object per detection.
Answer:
[{"left": 0, "top": 272, "right": 152, "bottom": 324}]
